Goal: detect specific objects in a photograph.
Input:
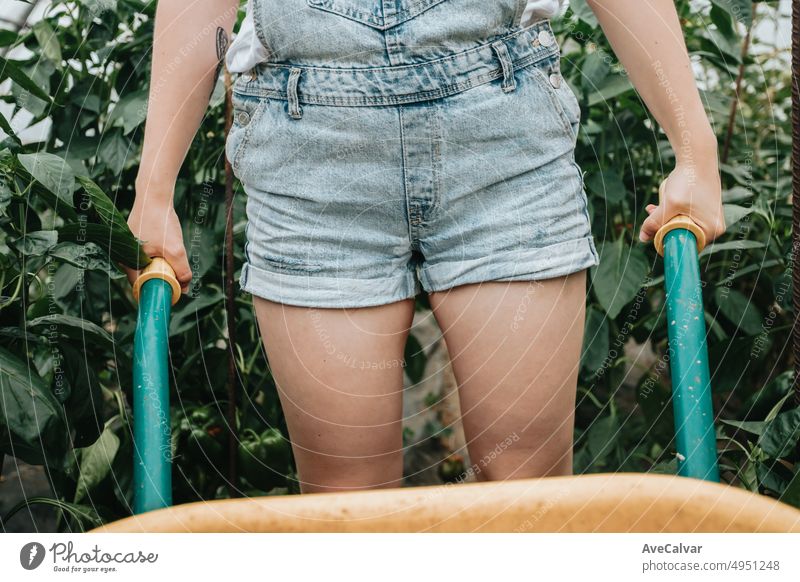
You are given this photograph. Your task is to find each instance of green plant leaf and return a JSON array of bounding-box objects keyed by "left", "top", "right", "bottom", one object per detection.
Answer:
[
  {"left": 580, "top": 51, "right": 611, "bottom": 92},
  {"left": 0, "top": 346, "right": 68, "bottom": 468},
  {"left": 78, "top": 0, "right": 118, "bottom": 17},
  {"left": 720, "top": 418, "right": 767, "bottom": 436},
  {"left": 568, "top": 0, "right": 599, "bottom": 27},
  {"left": 58, "top": 343, "right": 104, "bottom": 447},
  {"left": 75, "top": 175, "right": 129, "bottom": 232},
  {"left": 586, "top": 414, "right": 619, "bottom": 466},
  {"left": 581, "top": 305, "right": 609, "bottom": 375},
  {"left": 722, "top": 186, "right": 753, "bottom": 204},
  {"left": 591, "top": 238, "right": 650, "bottom": 319},
  {"left": 709, "top": 4, "right": 736, "bottom": 39},
  {"left": 758, "top": 407, "right": 800, "bottom": 460},
  {"left": 48, "top": 241, "right": 124, "bottom": 277},
  {"left": 18, "top": 152, "right": 75, "bottom": 205},
  {"left": 28, "top": 314, "right": 114, "bottom": 346},
  {"left": 107, "top": 89, "right": 148, "bottom": 135},
  {"left": 781, "top": 467, "right": 800, "bottom": 508},
  {"left": 756, "top": 461, "right": 790, "bottom": 495},
  {"left": 74, "top": 422, "right": 120, "bottom": 503},
  {"left": 169, "top": 288, "right": 223, "bottom": 336},
  {"left": 713, "top": 287, "right": 763, "bottom": 335},
  {"left": 8, "top": 230, "right": 58, "bottom": 256},
  {"left": 51, "top": 263, "right": 83, "bottom": 301},
  {"left": 723, "top": 204, "right": 753, "bottom": 231},
  {"left": 58, "top": 222, "right": 150, "bottom": 268},
  {"left": 648, "top": 458, "right": 678, "bottom": 475},
  {"left": 742, "top": 371, "right": 794, "bottom": 421},
  {"left": 0, "top": 29, "right": 18, "bottom": 47},
  {"left": 404, "top": 333, "right": 427, "bottom": 385},
  {"left": 54, "top": 245, "right": 120, "bottom": 279},
  {"left": 0, "top": 110, "right": 18, "bottom": 143},
  {"left": 699, "top": 239, "right": 764, "bottom": 257},
  {"left": 0, "top": 181, "right": 12, "bottom": 215},
  {"left": 586, "top": 169, "right": 626, "bottom": 204},
  {"left": 98, "top": 130, "right": 131, "bottom": 174},
  {"left": 33, "top": 21, "right": 62, "bottom": 65},
  {"left": 709, "top": 0, "right": 753, "bottom": 27},
  {"left": 587, "top": 73, "right": 634, "bottom": 107},
  {"left": 0, "top": 56, "right": 53, "bottom": 103}
]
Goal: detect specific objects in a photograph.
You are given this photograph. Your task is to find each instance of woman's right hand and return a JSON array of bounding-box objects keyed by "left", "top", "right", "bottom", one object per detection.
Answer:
[{"left": 124, "top": 196, "right": 193, "bottom": 295}]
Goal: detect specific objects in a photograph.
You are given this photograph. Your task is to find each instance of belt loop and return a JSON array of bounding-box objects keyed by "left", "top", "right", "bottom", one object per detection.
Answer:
[
  {"left": 491, "top": 40, "right": 516, "bottom": 93},
  {"left": 287, "top": 67, "right": 302, "bottom": 120}
]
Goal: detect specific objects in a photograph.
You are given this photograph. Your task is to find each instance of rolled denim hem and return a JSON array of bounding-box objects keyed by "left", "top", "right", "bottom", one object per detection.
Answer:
[
  {"left": 419, "top": 236, "right": 600, "bottom": 293},
  {"left": 239, "top": 261, "right": 420, "bottom": 308}
]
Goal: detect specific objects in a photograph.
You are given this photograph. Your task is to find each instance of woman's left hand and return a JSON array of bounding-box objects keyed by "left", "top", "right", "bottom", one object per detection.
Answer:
[{"left": 638, "top": 162, "right": 727, "bottom": 247}]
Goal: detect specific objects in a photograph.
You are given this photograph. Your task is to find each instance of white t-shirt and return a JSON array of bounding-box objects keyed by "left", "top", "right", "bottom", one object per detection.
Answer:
[{"left": 226, "top": 0, "right": 566, "bottom": 73}]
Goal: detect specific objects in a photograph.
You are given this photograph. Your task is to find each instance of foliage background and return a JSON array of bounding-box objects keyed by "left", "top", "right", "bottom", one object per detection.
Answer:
[{"left": 0, "top": 0, "right": 798, "bottom": 531}]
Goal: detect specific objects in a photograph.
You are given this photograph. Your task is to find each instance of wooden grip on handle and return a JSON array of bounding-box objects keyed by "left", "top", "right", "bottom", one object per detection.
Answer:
[
  {"left": 652, "top": 181, "right": 707, "bottom": 257},
  {"left": 132, "top": 257, "right": 182, "bottom": 306}
]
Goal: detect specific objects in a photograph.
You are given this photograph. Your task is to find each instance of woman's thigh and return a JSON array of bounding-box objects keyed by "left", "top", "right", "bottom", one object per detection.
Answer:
[
  {"left": 429, "top": 270, "right": 588, "bottom": 480},
  {"left": 252, "top": 296, "right": 415, "bottom": 493}
]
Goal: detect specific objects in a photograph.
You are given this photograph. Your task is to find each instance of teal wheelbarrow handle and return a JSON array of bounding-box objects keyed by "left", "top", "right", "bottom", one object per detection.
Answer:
[
  {"left": 131, "top": 257, "right": 181, "bottom": 513},
  {"left": 653, "top": 181, "right": 720, "bottom": 482}
]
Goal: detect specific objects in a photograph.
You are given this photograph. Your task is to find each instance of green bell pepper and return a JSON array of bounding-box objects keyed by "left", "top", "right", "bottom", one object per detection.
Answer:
[{"left": 237, "top": 427, "right": 292, "bottom": 491}]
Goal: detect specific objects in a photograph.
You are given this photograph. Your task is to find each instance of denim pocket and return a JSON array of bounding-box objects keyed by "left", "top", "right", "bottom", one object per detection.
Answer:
[
  {"left": 306, "top": 0, "right": 449, "bottom": 30},
  {"left": 529, "top": 55, "right": 582, "bottom": 143},
  {"left": 226, "top": 92, "right": 269, "bottom": 181}
]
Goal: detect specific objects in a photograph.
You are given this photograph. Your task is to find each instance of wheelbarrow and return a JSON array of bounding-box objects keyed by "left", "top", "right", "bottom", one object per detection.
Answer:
[{"left": 91, "top": 188, "right": 800, "bottom": 532}]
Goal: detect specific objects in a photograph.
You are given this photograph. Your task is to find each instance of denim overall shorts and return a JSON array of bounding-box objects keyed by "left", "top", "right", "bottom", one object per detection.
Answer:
[{"left": 226, "top": 0, "right": 600, "bottom": 308}]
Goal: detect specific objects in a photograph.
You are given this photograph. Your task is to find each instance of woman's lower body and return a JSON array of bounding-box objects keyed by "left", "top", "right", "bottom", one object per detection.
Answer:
[
  {"left": 254, "top": 273, "right": 587, "bottom": 493},
  {"left": 227, "top": 19, "right": 600, "bottom": 493}
]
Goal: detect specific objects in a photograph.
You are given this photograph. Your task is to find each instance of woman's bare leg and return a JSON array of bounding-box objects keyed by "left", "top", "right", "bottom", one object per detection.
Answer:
[
  {"left": 428, "top": 271, "right": 588, "bottom": 481},
  {"left": 251, "top": 297, "right": 415, "bottom": 493}
]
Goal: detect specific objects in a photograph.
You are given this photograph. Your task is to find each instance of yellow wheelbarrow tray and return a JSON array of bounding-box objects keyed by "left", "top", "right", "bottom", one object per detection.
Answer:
[{"left": 90, "top": 473, "right": 800, "bottom": 533}]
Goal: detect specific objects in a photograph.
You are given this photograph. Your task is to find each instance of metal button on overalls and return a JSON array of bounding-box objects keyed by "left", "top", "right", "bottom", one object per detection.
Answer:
[
  {"left": 538, "top": 30, "right": 554, "bottom": 47},
  {"left": 237, "top": 110, "right": 250, "bottom": 125},
  {"left": 549, "top": 73, "right": 561, "bottom": 89}
]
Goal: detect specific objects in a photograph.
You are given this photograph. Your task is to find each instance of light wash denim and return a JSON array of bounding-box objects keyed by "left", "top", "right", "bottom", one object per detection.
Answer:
[{"left": 226, "top": 0, "right": 600, "bottom": 308}]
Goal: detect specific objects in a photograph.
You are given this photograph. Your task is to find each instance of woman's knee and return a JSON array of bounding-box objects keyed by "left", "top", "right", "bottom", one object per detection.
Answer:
[
  {"left": 469, "top": 426, "right": 574, "bottom": 481},
  {"left": 296, "top": 452, "right": 404, "bottom": 493}
]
